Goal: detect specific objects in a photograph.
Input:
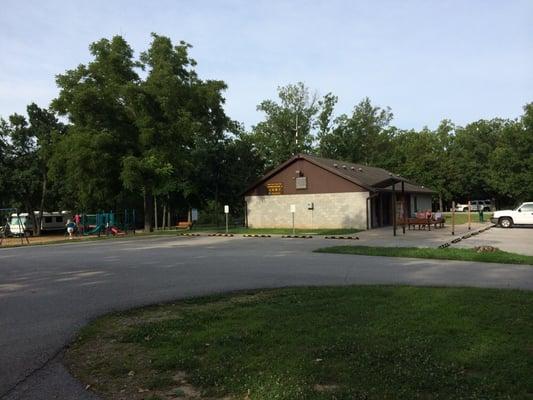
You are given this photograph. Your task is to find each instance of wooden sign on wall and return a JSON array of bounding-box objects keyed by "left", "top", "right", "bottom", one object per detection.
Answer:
[{"left": 266, "top": 182, "right": 283, "bottom": 195}]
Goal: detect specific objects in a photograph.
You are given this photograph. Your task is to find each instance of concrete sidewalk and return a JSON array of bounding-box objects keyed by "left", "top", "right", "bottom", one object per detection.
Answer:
[{"left": 354, "top": 222, "right": 490, "bottom": 248}]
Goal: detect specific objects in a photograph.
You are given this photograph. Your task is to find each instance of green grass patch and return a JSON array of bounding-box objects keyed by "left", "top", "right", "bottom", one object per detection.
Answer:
[
  {"left": 441, "top": 212, "right": 493, "bottom": 225},
  {"left": 315, "top": 245, "right": 533, "bottom": 265},
  {"left": 65, "top": 286, "right": 533, "bottom": 400}
]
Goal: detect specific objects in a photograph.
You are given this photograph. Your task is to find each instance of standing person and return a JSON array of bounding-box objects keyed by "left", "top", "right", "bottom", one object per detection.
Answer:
[
  {"left": 66, "top": 219, "right": 76, "bottom": 239},
  {"left": 478, "top": 203, "right": 484, "bottom": 223},
  {"left": 73, "top": 213, "right": 81, "bottom": 235}
]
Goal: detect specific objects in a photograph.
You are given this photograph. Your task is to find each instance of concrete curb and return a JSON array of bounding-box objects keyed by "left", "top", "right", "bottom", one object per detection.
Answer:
[{"left": 324, "top": 236, "right": 359, "bottom": 240}]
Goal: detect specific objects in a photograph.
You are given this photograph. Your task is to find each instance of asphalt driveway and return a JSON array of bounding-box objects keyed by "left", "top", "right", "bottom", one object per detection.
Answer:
[
  {"left": 1, "top": 235, "right": 533, "bottom": 399},
  {"left": 452, "top": 226, "right": 533, "bottom": 255}
]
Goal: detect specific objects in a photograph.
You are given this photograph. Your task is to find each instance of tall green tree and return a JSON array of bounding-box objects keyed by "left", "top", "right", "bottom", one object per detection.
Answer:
[
  {"left": 0, "top": 124, "right": 10, "bottom": 207},
  {"left": 51, "top": 34, "right": 235, "bottom": 230},
  {"left": 0, "top": 104, "right": 64, "bottom": 235},
  {"left": 51, "top": 35, "right": 140, "bottom": 212},
  {"left": 124, "top": 34, "right": 234, "bottom": 229},
  {"left": 447, "top": 119, "right": 504, "bottom": 202},
  {"left": 319, "top": 97, "right": 393, "bottom": 165},
  {"left": 252, "top": 82, "right": 325, "bottom": 168},
  {"left": 487, "top": 103, "right": 533, "bottom": 206}
]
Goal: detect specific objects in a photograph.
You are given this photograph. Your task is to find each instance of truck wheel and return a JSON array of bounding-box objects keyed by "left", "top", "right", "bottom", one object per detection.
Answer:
[{"left": 499, "top": 217, "right": 513, "bottom": 228}]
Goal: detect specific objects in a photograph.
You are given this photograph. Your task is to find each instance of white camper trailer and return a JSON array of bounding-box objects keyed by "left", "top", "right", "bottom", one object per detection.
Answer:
[{"left": 9, "top": 211, "right": 72, "bottom": 235}]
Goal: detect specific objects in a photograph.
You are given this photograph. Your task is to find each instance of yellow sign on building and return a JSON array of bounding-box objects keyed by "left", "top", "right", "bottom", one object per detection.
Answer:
[{"left": 266, "top": 182, "right": 283, "bottom": 195}]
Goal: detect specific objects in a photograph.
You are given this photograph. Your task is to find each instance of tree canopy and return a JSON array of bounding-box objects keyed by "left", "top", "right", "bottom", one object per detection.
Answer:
[{"left": 1, "top": 34, "right": 531, "bottom": 233}]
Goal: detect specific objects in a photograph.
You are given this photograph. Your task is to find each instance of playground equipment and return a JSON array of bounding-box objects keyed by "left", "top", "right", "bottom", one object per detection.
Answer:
[
  {"left": 78, "top": 210, "right": 136, "bottom": 237},
  {"left": 0, "top": 208, "right": 30, "bottom": 246}
]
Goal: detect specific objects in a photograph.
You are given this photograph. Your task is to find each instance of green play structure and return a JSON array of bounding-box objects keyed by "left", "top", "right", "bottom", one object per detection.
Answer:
[{"left": 79, "top": 210, "right": 136, "bottom": 236}]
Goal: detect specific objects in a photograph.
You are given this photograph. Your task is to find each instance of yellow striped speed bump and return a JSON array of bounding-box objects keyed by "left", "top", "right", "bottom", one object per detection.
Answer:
[
  {"left": 178, "top": 233, "right": 201, "bottom": 237},
  {"left": 281, "top": 235, "right": 313, "bottom": 239},
  {"left": 207, "top": 233, "right": 234, "bottom": 237},
  {"left": 242, "top": 234, "right": 271, "bottom": 238},
  {"left": 324, "top": 236, "right": 359, "bottom": 240}
]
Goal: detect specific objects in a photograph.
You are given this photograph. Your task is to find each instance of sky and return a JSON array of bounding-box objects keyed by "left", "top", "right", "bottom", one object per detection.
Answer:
[{"left": 1, "top": 0, "right": 532, "bottom": 130}]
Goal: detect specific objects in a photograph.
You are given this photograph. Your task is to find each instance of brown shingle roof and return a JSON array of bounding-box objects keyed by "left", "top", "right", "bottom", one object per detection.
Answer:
[
  {"left": 304, "top": 154, "right": 435, "bottom": 194},
  {"left": 246, "top": 154, "right": 435, "bottom": 194}
]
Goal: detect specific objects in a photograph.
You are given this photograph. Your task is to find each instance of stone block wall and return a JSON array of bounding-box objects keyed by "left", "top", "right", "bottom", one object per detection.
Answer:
[{"left": 245, "top": 192, "right": 369, "bottom": 229}]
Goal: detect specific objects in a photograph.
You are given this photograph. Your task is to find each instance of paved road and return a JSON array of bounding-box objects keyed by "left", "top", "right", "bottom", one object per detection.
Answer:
[
  {"left": 1, "top": 235, "right": 533, "bottom": 399},
  {"left": 453, "top": 227, "right": 533, "bottom": 255}
]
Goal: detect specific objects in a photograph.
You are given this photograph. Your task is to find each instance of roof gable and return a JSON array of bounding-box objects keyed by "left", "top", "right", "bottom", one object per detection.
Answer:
[{"left": 245, "top": 154, "right": 435, "bottom": 195}]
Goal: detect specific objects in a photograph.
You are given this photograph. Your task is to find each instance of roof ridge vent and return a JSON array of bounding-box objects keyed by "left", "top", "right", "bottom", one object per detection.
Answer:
[
  {"left": 342, "top": 164, "right": 346, "bottom": 169},
  {"left": 333, "top": 163, "right": 338, "bottom": 168},
  {"left": 350, "top": 166, "right": 355, "bottom": 170},
  {"left": 358, "top": 167, "right": 363, "bottom": 172}
]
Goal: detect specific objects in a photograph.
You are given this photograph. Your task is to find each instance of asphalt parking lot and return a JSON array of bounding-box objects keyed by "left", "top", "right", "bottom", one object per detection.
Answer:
[
  {"left": 452, "top": 226, "right": 533, "bottom": 255},
  {"left": 1, "top": 234, "right": 532, "bottom": 399}
]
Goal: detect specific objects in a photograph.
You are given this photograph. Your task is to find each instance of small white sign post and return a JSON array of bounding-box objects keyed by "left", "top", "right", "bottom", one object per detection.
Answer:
[
  {"left": 290, "top": 204, "right": 296, "bottom": 235},
  {"left": 224, "top": 205, "right": 229, "bottom": 234}
]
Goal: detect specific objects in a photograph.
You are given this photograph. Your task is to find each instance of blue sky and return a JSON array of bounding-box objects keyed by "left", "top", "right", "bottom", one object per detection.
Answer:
[{"left": 1, "top": 0, "right": 532, "bottom": 130}]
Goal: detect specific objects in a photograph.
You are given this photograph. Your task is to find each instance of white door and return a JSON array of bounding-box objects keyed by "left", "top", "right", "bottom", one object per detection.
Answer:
[{"left": 515, "top": 204, "right": 533, "bottom": 224}]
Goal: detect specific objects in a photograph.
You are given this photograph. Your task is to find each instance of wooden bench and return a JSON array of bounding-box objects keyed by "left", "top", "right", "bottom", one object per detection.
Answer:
[
  {"left": 176, "top": 221, "right": 192, "bottom": 230},
  {"left": 404, "top": 214, "right": 445, "bottom": 230},
  {"left": 432, "top": 217, "right": 445, "bottom": 229},
  {"left": 407, "top": 217, "right": 432, "bottom": 230}
]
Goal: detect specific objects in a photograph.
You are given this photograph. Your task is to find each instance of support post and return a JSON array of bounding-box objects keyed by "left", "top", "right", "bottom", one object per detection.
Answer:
[
  {"left": 292, "top": 213, "right": 295, "bottom": 236},
  {"left": 392, "top": 183, "right": 397, "bottom": 237},
  {"left": 401, "top": 181, "right": 406, "bottom": 235},
  {"left": 452, "top": 201, "right": 456, "bottom": 236},
  {"left": 290, "top": 204, "right": 296, "bottom": 235},
  {"left": 467, "top": 200, "right": 471, "bottom": 230},
  {"left": 379, "top": 194, "right": 383, "bottom": 227},
  {"left": 224, "top": 205, "right": 229, "bottom": 234}
]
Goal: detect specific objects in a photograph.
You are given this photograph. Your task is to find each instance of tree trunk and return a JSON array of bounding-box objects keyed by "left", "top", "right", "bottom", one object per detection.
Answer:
[
  {"left": 143, "top": 190, "right": 153, "bottom": 232},
  {"left": 154, "top": 195, "right": 158, "bottom": 230},
  {"left": 35, "top": 172, "right": 47, "bottom": 237},
  {"left": 162, "top": 203, "right": 166, "bottom": 230},
  {"left": 25, "top": 200, "right": 38, "bottom": 237},
  {"left": 214, "top": 183, "right": 220, "bottom": 227}
]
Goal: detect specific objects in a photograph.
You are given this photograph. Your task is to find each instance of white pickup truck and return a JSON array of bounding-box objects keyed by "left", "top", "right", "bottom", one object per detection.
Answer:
[{"left": 491, "top": 202, "right": 533, "bottom": 228}]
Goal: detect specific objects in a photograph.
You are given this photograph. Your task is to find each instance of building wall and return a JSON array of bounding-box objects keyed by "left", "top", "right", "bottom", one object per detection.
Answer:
[
  {"left": 246, "top": 159, "right": 366, "bottom": 196},
  {"left": 245, "top": 192, "right": 370, "bottom": 229},
  {"left": 410, "top": 194, "right": 433, "bottom": 215}
]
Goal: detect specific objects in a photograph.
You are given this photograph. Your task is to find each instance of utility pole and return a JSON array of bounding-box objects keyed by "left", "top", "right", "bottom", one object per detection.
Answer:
[{"left": 296, "top": 112, "right": 298, "bottom": 148}]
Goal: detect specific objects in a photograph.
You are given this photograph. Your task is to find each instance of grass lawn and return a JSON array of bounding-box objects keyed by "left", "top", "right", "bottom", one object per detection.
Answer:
[
  {"left": 191, "top": 226, "right": 362, "bottom": 235},
  {"left": 441, "top": 211, "right": 493, "bottom": 225},
  {"left": 65, "top": 286, "right": 533, "bottom": 400},
  {"left": 315, "top": 245, "right": 533, "bottom": 265}
]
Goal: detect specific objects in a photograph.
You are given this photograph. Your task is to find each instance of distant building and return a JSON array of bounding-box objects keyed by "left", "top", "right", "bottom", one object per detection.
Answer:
[{"left": 244, "top": 154, "right": 434, "bottom": 229}]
